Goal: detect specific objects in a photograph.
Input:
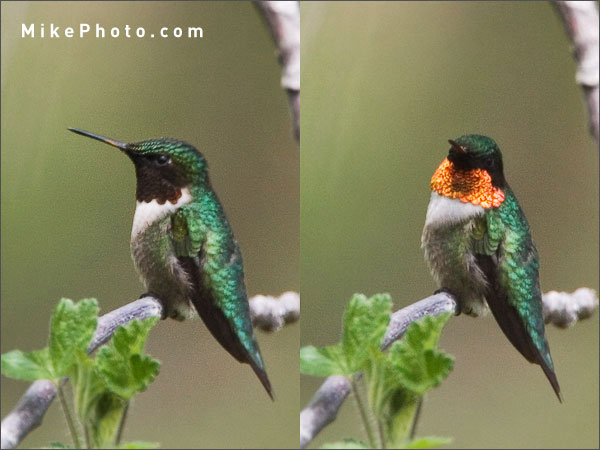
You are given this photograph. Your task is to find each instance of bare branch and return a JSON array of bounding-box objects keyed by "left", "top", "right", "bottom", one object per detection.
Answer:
[
  {"left": 300, "top": 375, "right": 352, "bottom": 450},
  {"left": 299, "top": 288, "right": 598, "bottom": 448},
  {"left": 0, "top": 381, "right": 56, "bottom": 450},
  {"left": 1, "top": 292, "right": 299, "bottom": 449},
  {"left": 255, "top": 1, "right": 300, "bottom": 142},
  {"left": 381, "top": 292, "right": 457, "bottom": 350},
  {"left": 554, "top": 1, "right": 599, "bottom": 142},
  {"left": 543, "top": 287, "right": 598, "bottom": 328},
  {"left": 88, "top": 296, "right": 164, "bottom": 351},
  {"left": 251, "top": 291, "right": 300, "bottom": 331}
]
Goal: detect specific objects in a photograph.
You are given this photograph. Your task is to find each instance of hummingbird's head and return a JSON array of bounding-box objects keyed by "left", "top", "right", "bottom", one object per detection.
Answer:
[
  {"left": 446, "top": 134, "right": 505, "bottom": 187},
  {"left": 430, "top": 134, "right": 506, "bottom": 208},
  {"left": 69, "top": 128, "right": 208, "bottom": 204}
]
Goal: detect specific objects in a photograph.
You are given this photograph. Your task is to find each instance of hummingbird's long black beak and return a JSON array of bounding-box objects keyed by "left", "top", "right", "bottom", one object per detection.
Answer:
[
  {"left": 448, "top": 139, "right": 467, "bottom": 155},
  {"left": 68, "top": 128, "right": 128, "bottom": 150}
]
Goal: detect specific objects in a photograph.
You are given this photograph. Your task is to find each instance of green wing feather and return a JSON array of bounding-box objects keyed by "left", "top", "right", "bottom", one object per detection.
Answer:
[
  {"left": 172, "top": 205, "right": 198, "bottom": 256},
  {"left": 171, "top": 204, "right": 273, "bottom": 398},
  {"left": 472, "top": 192, "right": 560, "bottom": 400}
]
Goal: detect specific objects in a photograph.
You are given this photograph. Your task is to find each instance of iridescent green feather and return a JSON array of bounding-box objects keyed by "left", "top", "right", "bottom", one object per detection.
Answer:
[
  {"left": 474, "top": 189, "right": 553, "bottom": 370},
  {"left": 495, "top": 190, "right": 552, "bottom": 369},
  {"left": 171, "top": 187, "right": 266, "bottom": 372}
]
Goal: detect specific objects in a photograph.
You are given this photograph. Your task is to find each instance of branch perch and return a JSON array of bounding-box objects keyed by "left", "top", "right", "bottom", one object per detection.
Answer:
[
  {"left": 1, "top": 292, "right": 299, "bottom": 449},
  {"left": 251, "top": 291, "right": 300, "bottom": 331},
  {"left": 300, "top": 288, "right": 598, "bottom": 448},
  {"left": 255, "top": 1, "right": 300, "bottom": 142},
  {"left": 554, "top": 1, "right": 599, "bottom": 142}
]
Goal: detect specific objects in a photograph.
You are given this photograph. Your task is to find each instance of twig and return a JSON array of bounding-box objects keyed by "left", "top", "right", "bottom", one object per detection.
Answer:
[
  {"left": 84, "top": 424, "right": 91, "bottom": 449},
  {"left": 408, "top": 397, "right": 423, "bottom": 440},
  {"left": 88, "top": 296, "right": 164, "bottom": 351},
  {"left": 1, "top": 292, "right": 299, "bottom": 449},
  {"left": 56, "top": 383, "right": 82, "bottom": 449},
  {"left": 554, "top": 1, "right": 600, "bottom": 142},
  {"left": 300, "top": 375, "right": 352, "bottom": 450},
  {"left": 543, "top": 287, "right": 598, "bottom": 328},
  {"left": 115, "top": 401, "right": 129, "bottom": 447},
  {"left": 299, "top": 288, "right": 598, "bottom": 448},
  {"left": 377, "top": 416, "right": 387, "bottom": 450},
  {"left": 0, "top": 381, "right": 56, "bottom": 450},
  {"left": 251, "top": 291, "right": 300, "bottom": 331},
  {"left": 381, "top": 292, "right": 458, "bottom": 351},
  {"left": 255, "top": 1, "right": 300, "bottom": 142},
  {"left": 351, "top": 376, "right": 377, "bottom": 449}
]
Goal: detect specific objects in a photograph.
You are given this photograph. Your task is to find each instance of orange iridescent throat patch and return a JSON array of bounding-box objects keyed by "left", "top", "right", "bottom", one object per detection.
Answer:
[{"left": 430, "top": 158, "right": 505, "bottom": 208}]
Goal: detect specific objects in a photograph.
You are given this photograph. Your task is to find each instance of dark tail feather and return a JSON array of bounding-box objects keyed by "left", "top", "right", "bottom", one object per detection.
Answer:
[
  {"left": 540, "top": 359, "right": 561, "bottom": 402},
  {"left": 249, "top": 358, "right": 274, "bottom": 400},
  {"left": 194, "top": 291, "right": 274, "bottom": 399},
  {"left": 476, "top": 256, "right": 561, "bottom": 401},
  {"left": 486, "top": 289, "right": 561, "bottom": 401},
  {"left": 179, "top": 256, "right": 274, "bottom": 399},
  {"left": 189, "top": 285, "right": 274, "bottom": 399}
]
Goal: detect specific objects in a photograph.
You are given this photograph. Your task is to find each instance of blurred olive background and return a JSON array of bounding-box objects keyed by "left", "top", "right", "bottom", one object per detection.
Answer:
[
  {"left": 301, "top": 2, "right": 598, "bottom": 449},
  {"left": 1, "top": 2, "right": 298, "bottom": 448}
]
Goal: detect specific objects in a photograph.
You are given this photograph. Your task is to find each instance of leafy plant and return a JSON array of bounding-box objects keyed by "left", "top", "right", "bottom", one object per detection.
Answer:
[
  {"left": 1, "top": 298, "right": 160, "bottom": 449},
  {"left": 300, "top": 293, "right": 454, "bottom": 449}
]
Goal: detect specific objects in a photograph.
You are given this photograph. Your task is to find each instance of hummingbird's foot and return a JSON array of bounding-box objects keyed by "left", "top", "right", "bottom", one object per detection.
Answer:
[
  {"left": 434, "top": 287, "right": 455, "bottom": 297},
  {"left": 138, "top": 291, "right": 170, "bottom": 320},
  {"left": 140, "top": 293, "right": 188, "bottom": 322},
  {"left": 139, "top": 291, "right": 159, "bottom": 300},
  {"left": 434, "top": 288, "right": 461, "bottom": 315},
  {"left": 168, "top": 310, "right": 187, "bottom": 322}
]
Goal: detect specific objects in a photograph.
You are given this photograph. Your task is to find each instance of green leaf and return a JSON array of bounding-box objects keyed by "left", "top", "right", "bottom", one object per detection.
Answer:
[
  {"left": 401, "top": 436, "right": 452, "bottom": 448},
  {"left": 96, "top": 318, "right": 160, "bottom": 400},
  {"left": 49, "top": 298, "right": 99, "bottom": 378},
  {"left": 118, "top": 442, "right": 160, "bottom": 449},
  {"left": 363, "top": 349, "right": 400, "bottom": 418},
  {"left": 300, "top": 345, "right": 347, "bottom": 376},
  {"left": 69, "top": 317, "right": 159, "bottom": 447},
  {"left": 1, "top": 348, "right": 53, "bottom": 381},
  {"left": 389, "top": 313, "right": 454, "bottom": 395},
  {"left": 300, "top": 293, "right": 392, "bottom": 378},
  {"left": 70, "top": 350, "right": 129, "bottom": 448},
  {"left": 1, "top": 298, "right": 99, "bottom": 382},
  {"left": 69, "top": 351, "right": 106, "bottom": 425},
  {"left": 401, "top": 313, "right": 449, "bottom": 353},
  {"left": 70, "top": 350, "right": 126, "bottom": 447},
  {"left": 384, "top": 389, "right": 420, "bottom": 446},
  {"left": 321, "top": 438, "right": 370, "bottom": 449},
  {"left": 89, "top": 392, "right": 127, "bottom": 447},
  {"left": 342, "top": 293, "right": 392, "bottom": 372}
]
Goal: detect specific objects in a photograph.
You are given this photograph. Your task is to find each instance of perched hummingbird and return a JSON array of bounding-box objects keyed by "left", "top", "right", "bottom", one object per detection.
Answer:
[
  {"left": 68, "top": 128, "right": 272, "bottom": 399},
  {"left": 421, "top": 134, "right": 560, "bottom": 401}
]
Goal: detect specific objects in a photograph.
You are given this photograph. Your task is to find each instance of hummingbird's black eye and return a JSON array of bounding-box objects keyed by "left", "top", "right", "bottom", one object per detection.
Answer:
[{"left": 156, "top": 154, "right": 171, "bottom": 166}]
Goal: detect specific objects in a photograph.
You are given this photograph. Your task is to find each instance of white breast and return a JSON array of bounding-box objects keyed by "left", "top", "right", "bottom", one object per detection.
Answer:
[
  {"left": 424, "top": 192, "right": 484, "bottom": 227},
  {"left": 131, "top": 187, "right": 193, "bottom": 238}
]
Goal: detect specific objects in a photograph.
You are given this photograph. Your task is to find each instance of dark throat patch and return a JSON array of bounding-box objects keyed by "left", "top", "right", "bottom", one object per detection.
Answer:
[{"left": 132, "top": 158, "right": 189, "bottom": 205}]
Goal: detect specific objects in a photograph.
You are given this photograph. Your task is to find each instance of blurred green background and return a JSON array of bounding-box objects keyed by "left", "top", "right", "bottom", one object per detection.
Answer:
[
  {"left": 301, "top": 2, "right": 598, "bottom": 449},
  {"left": 1, "top": 2, "right": 298, "bottom": 448}
]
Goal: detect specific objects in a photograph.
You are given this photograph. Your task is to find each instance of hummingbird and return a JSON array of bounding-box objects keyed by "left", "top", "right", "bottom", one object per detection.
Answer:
[
  {"left": 421, "top": 134, "right": 560, "bottom": 401},
  {"left": 68, "top": 128, "right": 273, "bottom": 399}
]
